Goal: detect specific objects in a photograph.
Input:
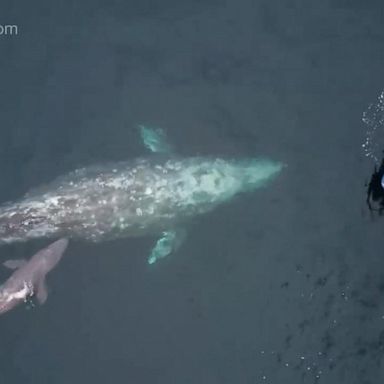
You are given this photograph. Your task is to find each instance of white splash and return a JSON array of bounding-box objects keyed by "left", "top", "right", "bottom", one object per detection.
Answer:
[{"left": 362, "top": 91, "right": 384, "bottom": 164}]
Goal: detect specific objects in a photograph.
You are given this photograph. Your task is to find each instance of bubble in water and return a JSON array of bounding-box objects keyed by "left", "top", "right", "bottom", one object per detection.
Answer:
[{"left": 362, "top": 91, "right": 384, "bottom": 164}]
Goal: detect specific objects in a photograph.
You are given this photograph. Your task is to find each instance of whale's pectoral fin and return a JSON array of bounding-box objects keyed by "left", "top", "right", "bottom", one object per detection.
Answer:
[
  {"left": 148, "top": 229, "right": 187, "bottom": 265},
  {"left": 138, "top": 125, "right": 173, "bottom": 154},
  {"left": 36, "top": 278, "right": 48, "bottom": 304},
  {"left": 3, "top": 259, "right": 27, "bottom": 270}
]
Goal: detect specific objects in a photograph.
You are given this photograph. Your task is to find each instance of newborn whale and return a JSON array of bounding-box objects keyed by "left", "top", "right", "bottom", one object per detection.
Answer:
[
  {"left": 0, "top": 239, "right": 68, "bottom": 315},
  {"left": 0, "top": 127, "right": 284, "bottom": 264}
]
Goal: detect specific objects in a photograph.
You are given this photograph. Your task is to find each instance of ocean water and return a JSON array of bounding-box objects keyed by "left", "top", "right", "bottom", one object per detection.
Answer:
[{"left": 0, "top": 1, "right": 383, "bottom": 383}]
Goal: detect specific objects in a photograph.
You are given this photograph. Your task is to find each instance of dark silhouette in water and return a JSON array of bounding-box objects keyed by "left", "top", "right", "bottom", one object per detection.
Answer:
[{"left": 366, "top": 155, "right": 384, "bottom": 214}]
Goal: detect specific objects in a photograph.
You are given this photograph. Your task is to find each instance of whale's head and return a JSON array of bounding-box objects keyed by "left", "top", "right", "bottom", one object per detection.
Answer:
[
  {"left": 168, "top": 157, "right": 285, "bottom": 211},
  {"left": 234, "top": 158, "right": 285, "bottom": 191},
  {"left": 0, "top": 281, "right": 33, "bottom": 315}
]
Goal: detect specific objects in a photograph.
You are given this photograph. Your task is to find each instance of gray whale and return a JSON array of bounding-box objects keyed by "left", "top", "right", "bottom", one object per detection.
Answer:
[
  {"left": 0, "top": 127, "right": 284, "bottom": 263},
  {"left": 0, "top": 238, "right": 68, "bottom": 315}
]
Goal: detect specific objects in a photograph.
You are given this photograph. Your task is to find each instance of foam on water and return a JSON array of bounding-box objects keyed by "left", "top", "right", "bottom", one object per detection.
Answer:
[{"left": 362, "top": 91, "right": 384, "bottom": 164}]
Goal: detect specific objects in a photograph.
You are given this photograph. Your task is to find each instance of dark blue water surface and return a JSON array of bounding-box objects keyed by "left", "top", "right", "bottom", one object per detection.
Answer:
[{"left": 0, "top": 1, "right": 383, "bottom": 383}]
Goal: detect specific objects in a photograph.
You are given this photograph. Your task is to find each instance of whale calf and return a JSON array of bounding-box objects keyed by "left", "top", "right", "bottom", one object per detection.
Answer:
[
  {"left": 0, "top": 127, "right": 284, "bottom": 263},
  {"left": 0, "top": 238, "right": 68, "bottom": 315}
]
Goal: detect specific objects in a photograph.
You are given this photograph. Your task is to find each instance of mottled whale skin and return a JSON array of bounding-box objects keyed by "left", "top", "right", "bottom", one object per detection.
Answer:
[
  {"left": 0, "top": 238, "right": 68, "bottom": 315},
  {"left": 0, "top": 157, "right": 283, "bottom": 249}
]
